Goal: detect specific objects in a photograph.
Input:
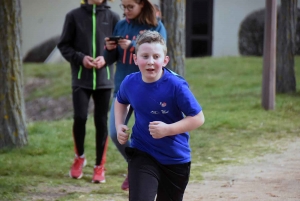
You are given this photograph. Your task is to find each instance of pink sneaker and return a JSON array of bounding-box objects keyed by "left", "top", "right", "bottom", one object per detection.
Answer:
[
  {"left": 121, "top": 174, "right": 129, "bottom": 191},
  {"left": 92, "top": 166, "right": 106, "bottom": 183},
  {"left": 69, "top": 157, "right": 86, "bottom": 179}
]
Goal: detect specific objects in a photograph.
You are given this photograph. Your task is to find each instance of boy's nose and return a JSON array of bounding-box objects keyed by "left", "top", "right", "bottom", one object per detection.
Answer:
[{"left": 147, "top": 57, "right": 154, "bottom": 64}]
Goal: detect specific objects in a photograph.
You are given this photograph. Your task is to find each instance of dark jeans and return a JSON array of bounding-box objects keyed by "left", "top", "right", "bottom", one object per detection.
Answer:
[
  {"left": 72, "top": 87, "right": 111, "bottom": 165},
  {"left": 125, "top": 147, "right": 190, "bottom": 201}
]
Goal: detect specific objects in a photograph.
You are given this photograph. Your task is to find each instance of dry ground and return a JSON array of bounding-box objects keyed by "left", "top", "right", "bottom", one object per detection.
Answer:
[
  {"left": 184, "top": 138, "right": 300, "bottom": 201},
  {"left": 24, "top": 138, "right": 300, "bottom": 201}
]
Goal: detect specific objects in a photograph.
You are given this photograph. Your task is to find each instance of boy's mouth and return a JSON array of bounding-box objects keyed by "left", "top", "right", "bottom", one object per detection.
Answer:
[{"left": 146, "top": 68, "right": 155, "bottom": 72}]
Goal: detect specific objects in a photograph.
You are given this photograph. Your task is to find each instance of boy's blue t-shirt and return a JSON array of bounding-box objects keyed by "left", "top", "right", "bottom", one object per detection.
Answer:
[{"left": 116, "top": 68, "right": 202, "bottom": 165}]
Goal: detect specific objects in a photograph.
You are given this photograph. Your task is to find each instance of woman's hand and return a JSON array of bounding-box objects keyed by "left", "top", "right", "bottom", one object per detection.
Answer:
[
  {"left": 118, "top": 39, "right": 131, "bottom": 50},
  {"left": 105, "top": 37, "right": 118, "bottom": 50}
]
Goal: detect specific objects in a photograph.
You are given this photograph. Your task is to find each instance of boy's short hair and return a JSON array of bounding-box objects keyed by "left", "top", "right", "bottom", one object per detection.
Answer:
[{"left": 135, "top": 31, "right": 167, "bottom": 55}]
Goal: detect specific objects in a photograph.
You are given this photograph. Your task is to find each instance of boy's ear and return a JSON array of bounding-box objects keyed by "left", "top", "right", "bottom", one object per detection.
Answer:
[
  {"left": 162, "top": 56, "right": 170, "bottom": 67},
  {"left": 133, "top": 54, "right": 138, "bottom": 65}
]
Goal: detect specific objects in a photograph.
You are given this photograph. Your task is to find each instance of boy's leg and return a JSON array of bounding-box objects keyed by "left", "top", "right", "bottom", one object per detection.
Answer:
[
  {"left": 126, "top": 148, "right": 159, "bottom": 201},
  {"left": 156, "top": 162, "right": 191, "bottom": 201}
]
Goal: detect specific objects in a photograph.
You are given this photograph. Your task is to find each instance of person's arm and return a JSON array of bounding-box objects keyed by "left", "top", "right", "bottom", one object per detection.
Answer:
[
  {"left": 114, "top": 99, "right": 130, "bottom": 144},
  {"left": 169, "top": 111, "right": 204, "bottom": 135},
  {"left": 103, "top": 18, "right": 121, "bottom": 65},
  {"left": 57, "top": 13, "right": 85, "bottom": 66},
  {"left": 149, "top": 111, "right": 205, "bottom": 139},
  {"left": 103, "top": 40, "right": 118, "bottom": 65}
]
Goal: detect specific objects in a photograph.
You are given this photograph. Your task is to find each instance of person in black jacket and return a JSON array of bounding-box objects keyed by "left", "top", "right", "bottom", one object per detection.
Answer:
[{"left": 57, "top": 0, "right": 119, "bottom": 183}]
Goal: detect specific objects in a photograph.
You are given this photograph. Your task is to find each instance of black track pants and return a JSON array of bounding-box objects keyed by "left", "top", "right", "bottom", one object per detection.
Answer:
[
  {"left": 125, "top": 147, "right": 190, "bottom": 201},
  {"left": 72, "top": 87, "right": 111, "bottom": 165}
]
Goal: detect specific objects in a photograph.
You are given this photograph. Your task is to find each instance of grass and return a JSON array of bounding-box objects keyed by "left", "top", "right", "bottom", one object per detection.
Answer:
[
  {"left": 1, "top": 56, "right": 300, "bottom": 200},
  {"left": 23, "top": 62, "right": 72, "bottom": 100}
]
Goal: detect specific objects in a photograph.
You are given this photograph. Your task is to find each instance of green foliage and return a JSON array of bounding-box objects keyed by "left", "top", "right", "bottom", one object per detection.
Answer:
[
  {"left": 0, "top": 57, "right": 299, "bottom": 200},
  {"left": 23, "top": 62, "right": 72, "bottom": 100},
  {"left": 186, "top": 56, "right": 300, "bottom": 181}
]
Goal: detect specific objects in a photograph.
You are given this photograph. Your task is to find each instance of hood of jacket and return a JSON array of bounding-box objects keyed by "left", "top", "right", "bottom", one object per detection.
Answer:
[{"left": 80, "top": 0, "right": 111, "bottom": 11}]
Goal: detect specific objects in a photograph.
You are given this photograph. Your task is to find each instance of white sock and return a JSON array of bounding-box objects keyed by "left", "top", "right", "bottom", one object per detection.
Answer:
[{"left": 75, "top": 154, "right": 85, "bottom": 158}]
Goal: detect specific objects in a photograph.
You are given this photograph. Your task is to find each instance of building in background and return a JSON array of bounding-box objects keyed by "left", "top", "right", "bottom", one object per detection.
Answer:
[
  {"left": 184, "top": 0, "right": 300, "bottom": 57},
  {"left": 21, "top": 0, "right": 298, "bottom": 61},
  {"left": 21, "top": 0, "right": 148, "bottom": 62}
]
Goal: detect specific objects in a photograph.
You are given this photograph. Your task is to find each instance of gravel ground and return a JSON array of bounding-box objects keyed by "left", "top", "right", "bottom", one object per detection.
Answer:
[{"left": 184, "top": 138, "right": 300, "bottom": 201}]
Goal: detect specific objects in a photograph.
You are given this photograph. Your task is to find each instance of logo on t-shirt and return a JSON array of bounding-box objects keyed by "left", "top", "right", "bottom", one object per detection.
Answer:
[{"left": 160, "top": 102, "right": 167, "bottom": 107}]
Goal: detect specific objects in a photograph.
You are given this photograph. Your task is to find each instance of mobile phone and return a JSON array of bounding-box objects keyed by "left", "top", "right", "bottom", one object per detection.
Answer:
[{"left": 108, "top": 36, "right": 124, "bottom": 42}]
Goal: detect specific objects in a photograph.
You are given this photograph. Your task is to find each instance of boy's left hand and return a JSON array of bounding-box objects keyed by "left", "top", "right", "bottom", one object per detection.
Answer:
[{"left": 149, "top": 121, "right": 169, "bottom": 139}]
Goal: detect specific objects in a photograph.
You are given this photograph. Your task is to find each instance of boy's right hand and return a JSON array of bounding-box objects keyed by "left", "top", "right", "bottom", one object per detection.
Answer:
[
  {"left": 105, "top": 37, "right": 118, "bottom": 50},
  {"left": 83, "top": 56, "right": 96, "bottom": 69},
  {"left": 117, "top": 125, "right": 130, "bottom": 145}
]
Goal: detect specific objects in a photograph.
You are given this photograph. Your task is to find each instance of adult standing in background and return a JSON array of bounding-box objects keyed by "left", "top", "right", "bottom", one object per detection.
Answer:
[
  {"left": 154, "top": 3, "right": 162, "bottom": 19},
  {"left": 57, "top": 0, "right": 119, "bottom": 183},
  {"left": 104, "top": 0, "right": 167, "bottom": 191}
]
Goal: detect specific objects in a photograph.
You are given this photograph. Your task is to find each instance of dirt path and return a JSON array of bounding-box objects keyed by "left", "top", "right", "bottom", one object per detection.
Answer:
[
  {"left": 184, "top": 138, "right": 300, "bottom": 201},
  {"left": 25, "top": 138, "right": 300, "bottom": 201}
]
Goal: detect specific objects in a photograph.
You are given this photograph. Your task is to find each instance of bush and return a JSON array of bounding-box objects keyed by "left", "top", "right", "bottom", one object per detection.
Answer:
[
  {"left": 23, "top": 35, "right": 60, "bottom": 62},
  {"left": 238, "top": 7, "right": 300, "bottom": 56}
]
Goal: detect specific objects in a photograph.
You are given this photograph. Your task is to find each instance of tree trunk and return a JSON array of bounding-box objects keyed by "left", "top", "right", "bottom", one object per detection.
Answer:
[
  {"left": 161, "top": 0, "right": 186, "bottom": 77},
  {"left": 276, "top": 0, "right": 297, "bottom": 93},
  {"left": 0, "top": 0, "right": 28, "bottom": 148}
]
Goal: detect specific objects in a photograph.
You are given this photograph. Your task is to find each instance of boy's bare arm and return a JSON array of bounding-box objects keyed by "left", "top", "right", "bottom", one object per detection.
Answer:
[
  {"left": 149, "top": 111, "right": 205, "bottom": 139},
  {"left": 114, "top": 99, "right": 130, "bottom": 144}
]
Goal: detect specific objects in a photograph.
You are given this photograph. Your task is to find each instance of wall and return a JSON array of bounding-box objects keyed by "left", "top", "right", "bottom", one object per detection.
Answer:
[
  {"left": 22, "top": 0, "right": 298, "bottom": 58},
  {"left": 21, "top": 0, "right": 158, "bottom": 58},
  {"left": 212, "top": 0, "right": 300, "bottom": 57}
]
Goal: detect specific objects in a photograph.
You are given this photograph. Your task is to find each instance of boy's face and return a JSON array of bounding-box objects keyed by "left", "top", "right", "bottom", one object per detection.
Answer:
[
  {"left": 133, "top": 42, "right": 169, "bottom": 83},
  {"left": 88, "top": 0, "right": 104, "bottom": 5}
]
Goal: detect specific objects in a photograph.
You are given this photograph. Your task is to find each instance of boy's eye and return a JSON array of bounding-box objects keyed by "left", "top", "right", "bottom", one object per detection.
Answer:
[{"left": 142, "top": 55, "right": 148, "bottom": 59}]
